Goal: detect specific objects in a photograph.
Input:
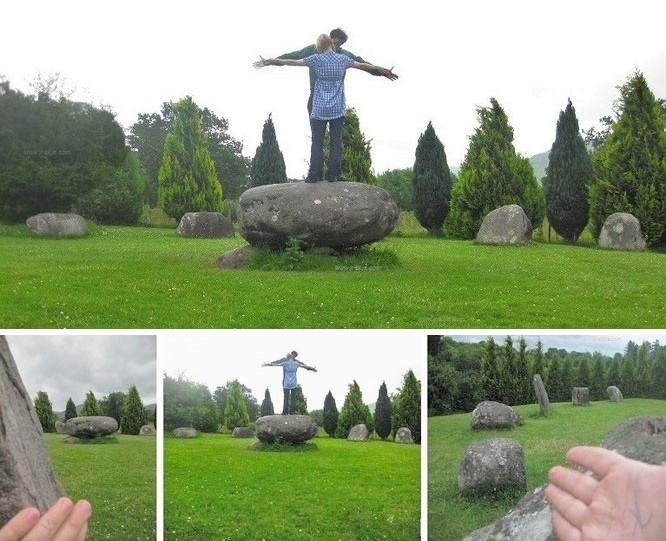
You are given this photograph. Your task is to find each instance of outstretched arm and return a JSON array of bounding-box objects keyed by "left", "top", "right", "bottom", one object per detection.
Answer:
[
  {"left": 352, "top": 61, "right": 398, "bottom": 80},
  {"left": 262, "top": 357, "right": 288, "bottom": 367},
  {"left": 296, "top": 360, "right": 317, "bottom": 372},
  {"left": 254, "top": 56, "right": 306, "bottom": 69}
]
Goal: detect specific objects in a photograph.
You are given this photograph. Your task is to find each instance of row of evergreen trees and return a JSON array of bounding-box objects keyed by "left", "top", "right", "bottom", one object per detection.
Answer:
[
  {"left": 428, "top": 336, "right": 666, "bottom": 416},
  {"left": 33, "top": 385, "right": 151, "bottom": 435},
  {"left": 411, "top": 71, "right": 666, "bottom": 246}
]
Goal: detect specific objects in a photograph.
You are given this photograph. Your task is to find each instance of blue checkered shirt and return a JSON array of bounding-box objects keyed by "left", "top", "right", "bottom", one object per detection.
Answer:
[{"left": 303, "top": 51, "right": 355, "bottom": 120}]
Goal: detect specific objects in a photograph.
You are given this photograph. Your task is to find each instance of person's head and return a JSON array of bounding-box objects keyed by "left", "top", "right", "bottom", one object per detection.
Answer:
[
  {"left": 290, "top": 350, "right": 298, "bottom": 359},
  {"left": 316, "top": 34, "right": 333, "bottom": 52},
  {"left": 329, "top": 28, "right": 348, "bottom": 50}
]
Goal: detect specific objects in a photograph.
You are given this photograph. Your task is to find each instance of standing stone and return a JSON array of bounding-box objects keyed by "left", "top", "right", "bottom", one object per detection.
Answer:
[
  {"left": 471, "top": 401, "right": 522, "bottom": 430},
  {"left": 347, "top": 424, "right": 370, "bottom": 441},
  {"left": 601, "top": 416, "right": 666, "bottom": 465},
  {"left": 55, "top": 420, "right": 67, "bottom": 434},
  {"left": 139, "top": 425, "right": 156, "bottom": 436},
  {"left": 26, "top": 213, "right": 87, "bottom": 237},
  {"left": 232, "top": 427, "right": 255, "bottom": 438},
  {"left": 173, "top": 427, "right": 198, "bottom": 438},
  {"left": 65, "top": 416, "right": 118, "bottom": 438},
  {"left": 395, "top": 427, "right": 414, "bottom": 443},
  {"left": 606, "top": 386, "right": 623, "bottom": 403},
  {"left": 475, "top": 204, "right": 532, "bottom": 244},
  {"left": 255, "top": 415, "right": 317, "bottom": 444},
  {"left": 572, "top": 387, "right": 590, "bottom": 406},
  {"left": 0, "top": 336, "right": 65, "bottom": 526},
  {"left": 532, "top": 374, "right": 551, "bottom": 415},
  {"left": 599, "top": 212, "right": 647, "bottom": 251},
  {"left": 176, "top": 212, "right": 234, "bottom": 238},
  {"left": 457, "top": 438, "right": 526, "bottom": 495}
]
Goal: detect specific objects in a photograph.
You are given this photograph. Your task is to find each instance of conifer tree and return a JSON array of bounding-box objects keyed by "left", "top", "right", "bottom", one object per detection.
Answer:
[
  {"left": 65, "top": 397, "right": 77, "bottom": 420},
  {"left": 412, "top": 121, "right": 452, "bottom": 235},
  {"left": 336, "top": 381, "right": 374, "bottom": 438},
  {"left": 501, "top": 337, "right": 518, "bottom": 404},
  {"left": 446, "top": 98, "right": 545, "bottom": 238},
  {"left": 34, "top": 391, "right": 56, "bottom": 433},
  {"left": 260, "top": 388, "right": 274, "bottom": 417},
  {"left": 546, "top": 357, "right": 564, "bottom": 402},
  {"left": 102, "top": 392, "right": 124, "bottom": 427},
  {"left": 531, "top": 339, "right": 545, "bottom": 383},
  {"left": 590, "top": 355, "right": 606, "bottom": 401},
  {"left": 323, "top": 390, "right": 339, "bottom": 437},
  {"left": 561, "top": 357, "right": 575, "bottom": 402},
  {"left": 576, "top": 357, "right": 591, "bottom": 389},
  {"left": 291, "top": 385, "right": 308, "bottom": 415},
  {"left": 392, "top": 370, "right": 421, "bottom": 443},
  {"left": 606, "top": 355, "right": 622, "bottom": 388},
  {"left": 543, "top": 99, "right": 593, "bottom": 241},
  {"left": 224, "top": 380, "right": 250, "bottom": 430},
  {"left": 250, "top": 114, "right": 287, "bottom": 186},
  {"left": 374, "top": 381, "right": 392, "bottom": 440},
  {"left": 158, "top": 96, "right": 223, "bottom": 221},
  {"left": 515, "top": 338, "right": 531, "bottom": 405},
  {"left": 324, "top": 108, "right": 375, "bottom": 183},
  {"left": 480, "top": 337, "right": 502, "bottom": 401},
  {"left": 81, "top": 391, "right": 101, "bottom": 416},
  {"left": 589, "top": 71, "right": 666, "bottom": 246},
  {"left": 121, "top": 385, "right": 147, "bottom": 435}
]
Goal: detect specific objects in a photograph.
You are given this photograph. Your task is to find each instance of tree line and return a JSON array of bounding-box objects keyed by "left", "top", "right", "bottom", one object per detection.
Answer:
[
  {"left": 33, "top": 385, "right": 152, "bottom": 435},
  {"left": 163, "top": 369, "right": 421, "bottom": 443},
  {"left": 428, "top": 336, "right": 666, "bottom": 416}
]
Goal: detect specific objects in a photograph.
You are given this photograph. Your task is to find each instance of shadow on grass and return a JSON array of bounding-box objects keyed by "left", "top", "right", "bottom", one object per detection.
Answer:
[{"left": 248, "top": 441, "right": 319, "bottom": 452}]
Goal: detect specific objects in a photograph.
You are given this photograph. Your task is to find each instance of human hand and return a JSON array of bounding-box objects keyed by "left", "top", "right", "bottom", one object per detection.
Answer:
[
  {"left": 0, "top": 498, "right": 92, "bottom": 541},
  {"left": 253, "top": 56, "right": 268, "bottom": 69},
  {"left": 545, "top": 446, "right": 666, "bottom": 541},
  {"left": 379, "top": 66, "right": 398, "bottom": 80}
]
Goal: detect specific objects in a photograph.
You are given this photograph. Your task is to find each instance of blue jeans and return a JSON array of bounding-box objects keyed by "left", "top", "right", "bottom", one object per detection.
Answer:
[{"left": 307, "top": 116, "right": 344, "bottom": 182}]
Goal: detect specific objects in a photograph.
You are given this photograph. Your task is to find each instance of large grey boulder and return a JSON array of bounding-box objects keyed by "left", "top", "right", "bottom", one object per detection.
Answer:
[
  {"left": 26, "top": 213, "right": 87, "bottom": 237},
  {"left": 532, "top": 374, "right": 551, "bottom": 416},
  {"left": 471, "top": 401, "right": 522, "bottom": 430},
  {"left": 238, "top": 181, "right": 399, "bottom": 250},
  {"left": 65, "top": 416, "right": 118, "bottom": 438},
  {"left": 176, "top": 212, "right": 234, "bottom": 238},
  {"left": 55, "top": 420, "right": 67, "bottom": 434},
  {"left": 395, "top": 427, "right": 414, "bottom": 444},
  {"left": 458, "top": 438, "right": 526, "bottom": 495},
  {"left": 0, "top": 337, "right": 65, "bottom": 526},
  {"left": 173, "top": 427, "right": 198, "bottom": 438},
  {"left": 139, "top": 424, "right": 156, "bottom": 436},
  {"left": 599, "top": 212, "right": 647, "bottom": 251},
  {"left": 476, "top": 204, "right": 532, "bottom": 244},
  {"left": 255, "top": 415, "right": 317, "bottom": 444},
  {"left": 347, "top": 424, "right": 370, "bottom": 441},
  {"left": 601, "top": 416, "right": 666, "bottom": 465},
  {"left": 606, "top": 385, "right": 623, "bottom": 403},
  {"left": 232, "top": 427, "right": 255, "bottom": 438}
]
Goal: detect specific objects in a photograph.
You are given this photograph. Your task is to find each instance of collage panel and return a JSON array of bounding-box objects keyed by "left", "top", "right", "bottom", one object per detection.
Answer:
[
  {"left": 427, "top": 332, "right": 666, "bottom": 541},
  {"left": 0, "top": 334, "right": 157, "bottom": 541},
  {"left": 160, "top": 331, "right": 423, "bottom": 541}
]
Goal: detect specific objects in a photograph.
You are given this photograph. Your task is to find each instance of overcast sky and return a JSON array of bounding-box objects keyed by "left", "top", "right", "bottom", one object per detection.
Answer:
[
  {"left": 161, "top": 331, "right": 422, "bottom": 410},
  {"left": 446, "top": 332, "right": 666, "bottom": 357},
  {"left": 4, "top": 1, "right": 665, "bottom": 178},
  {"left": 6, "top": 335, "right": 157, "bottom": 410}
]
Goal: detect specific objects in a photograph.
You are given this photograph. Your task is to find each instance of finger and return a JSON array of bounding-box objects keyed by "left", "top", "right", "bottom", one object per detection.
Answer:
[
  {"left": 28, "top": 498, "right": 73, "bottom": 541},
  {"left": 566, "top": 446, "right": 625, "bottom": 478},
  {"left": 53, "top": 500, "right": 92, "bottom": 541},
  {"left": 544, "top": 482, "right": 589, "bottom": 530},
  {"left": 548, "top": 464, "right": 598, "bottom": 505},
  {"left": 75, "top": 522, "right": 87, "bottom": 541},
  {"left": 0, "top": 508, "right": 41, "bottom": 541},
  {"left": 550, "top": 509, "right": 582, "bottom": 541}
]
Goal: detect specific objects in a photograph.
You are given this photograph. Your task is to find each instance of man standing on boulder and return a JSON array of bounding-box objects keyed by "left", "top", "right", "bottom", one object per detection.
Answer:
[{"left": 262, "top": 351, "right": 317, "bottom": 415}]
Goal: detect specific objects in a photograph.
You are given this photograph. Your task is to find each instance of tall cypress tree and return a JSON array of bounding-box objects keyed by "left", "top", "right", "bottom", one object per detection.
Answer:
[
  {"left": 323, "top": 390, "right": 339, "bottom": 437},
  {"left": 224, "top": 380, "right": 250, "bottom": 430},
  {"left": 446, "top": 98, "right": 545, "bottom": 238},
  {"left": 158, "top": 96, "right": 223, "bottom": 221},
  {"left": 412, "top": 121, "right": 452, "bottom": 235},
  {"left": 589, "top": 71, "right": 666, "bottom": 246},
  {"left": 531, "top": 339, "right": 545, "bottom": 383},
  {"left": 336, "top": 381, "right": 374, "bottom": 438},
  {"left": 576, "top": 357, "right": 591, "bottom": 389},
  {"left": 561, "top": 357, "right": 575, "bottom": 402},
  {"left": 374, "top": 381, "right": 392, "bottom": 440},
  {"left": 291, "top": 385, "right": 308, "bottom": 415},
  {"left": 606, "top": 355, "right": 622, "bottom": 388},
  {"left": 501, "top": 336, "right": 518, "bottom": 404},
  {"left": 34, "top": 391, "right": 56, "bottom": 433},
  {"left": 480, "top": 337, "right": 502, "bottom": 401},
  {"left": 250, "top": 114, "right": 287, "bottom": 186},
  {"left": 81, "top": 390, "right": 101, "bottom": 416},
  {"left": 392, "top": 370, "right": 421, "bottom": 444},
  {"left": 260, "top": 388, "right": 274, "bottom": 417},
  {"left": 590, "top": 355, "right": 606, "bottom": 401},
  {"left": 121, "top": 385, "right": 147, "bottom": 435},
  {"left": 543, "top": 99, "right": 593, "bottom": 241},
  {"left": 65, "top": 397, "right": 77, "bottom": 420}
]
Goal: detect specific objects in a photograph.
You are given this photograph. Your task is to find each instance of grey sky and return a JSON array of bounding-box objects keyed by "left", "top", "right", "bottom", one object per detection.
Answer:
[
  {"left": 3, "top": 0, "right": 665, "bottom": 178},
  {"left": 161, "top": 331, "right": 422, "bottom": 410},
  {"left": 447, "top": 332, "right": 665, "bottom": 357},
  {"left": 6, "top": 335, "right": 157, "bottom": 410}
]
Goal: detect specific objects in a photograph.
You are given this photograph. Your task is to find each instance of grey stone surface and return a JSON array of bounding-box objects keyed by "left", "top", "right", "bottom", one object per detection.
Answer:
[
  {"left": 572, "top": 387, "right": 589, "bottom": 406},
  {"left": 65, "top": 416, "right": 118, "bottom": 438},
  {"left": 176, "top": 212, "right": 234, "bottom": 238},
  {"left": 26, "top": 213, "right": 87, "bottom": 237},
  {"left": 232, "top": 427, "right": 255, "bottom": 438},
  {"left": 395, "top": 427, "right": 414, "bottom": 443},
  {"left": 458, "top": 438, "right": 526, "bottom": 495},
  {"left": 238, "top": 181, "right": 399, "bottom": 250},
  {"left": 55, "top": 420, "right": 67, "bottom": 434},
  {"left": 471, "top": 401, "right": 522, "bottom": 430},
  {"left": 599, "top": 212, "right": 647, "bottom": 251},
  {"left": 347, "top": 424, "right": 370, "bottom": 441},
  {"left": 173, "top": 427, "right": 198, "bottom": 438},
  {"left": 606, "top": 385, "right": 623, "bottom": 403},
  {"left": 476, "top": 204, "right": 532, "bottom": 244},
  {"left": 217, "top": 245, "right": 254, "bottom": 270},
  {"left": 601, "top": 416, "right": 666, "bottom": 465},
  {"left": 255, "top": 415, "right": 317, "bottom": 444},
  {"left": 139, "top": 424, "right": 156, "bottom": 436},
  {"left": 0, "top": 336, "right": 65, "bottom": 526},
  {"left": 532, "top": 374, "right": 551, "bottom": 415}
]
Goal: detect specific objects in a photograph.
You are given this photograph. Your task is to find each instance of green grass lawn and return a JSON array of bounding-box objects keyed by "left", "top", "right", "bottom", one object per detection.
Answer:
[
  {"left": 427, "top": 398, "right": 666, "bottom": 541},
  {"left": 45, "top": 433, "right": 156, "bottom": 541},
  {"left": 1, "top": 223, "right": 664, "bottom": 328},
  {"left": 164, "top": 433, "right": 420, "bottom": 540}
]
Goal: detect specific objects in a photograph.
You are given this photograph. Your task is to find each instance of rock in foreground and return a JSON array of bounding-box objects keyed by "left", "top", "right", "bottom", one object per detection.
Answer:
[
  {"left": 65, "top": 416, "right": 118, "bottom": 438},
  {"left": 255, "top": 415, "right": 318, "bottom": 444},
  {"left": 239, "top": 181, "right": 398, "bottom": 249}
]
